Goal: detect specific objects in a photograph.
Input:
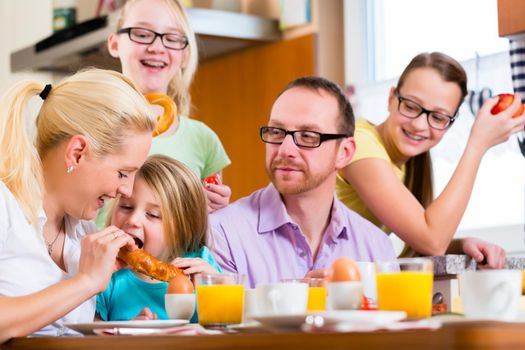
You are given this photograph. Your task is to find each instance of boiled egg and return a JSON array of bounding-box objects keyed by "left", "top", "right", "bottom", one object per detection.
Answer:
[
  {"left": 166, "top": 273, "right": 194, "bottom": 294},
  {"left": 329, "top": 257, "right": 361, "bottom": 282}
]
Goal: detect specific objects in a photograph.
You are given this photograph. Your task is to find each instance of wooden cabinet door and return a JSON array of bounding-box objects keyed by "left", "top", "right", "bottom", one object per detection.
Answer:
[{"left": 498, "top": 0, "right": 525, "bottom": 38}]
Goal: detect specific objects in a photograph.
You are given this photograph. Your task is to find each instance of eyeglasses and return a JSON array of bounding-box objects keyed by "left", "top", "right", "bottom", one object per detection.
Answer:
[
  {"left": 260, "top": 126, "right": 349, "bottom": 148},
  {"left": 395, "top": 89, "right": 456, "bottom": 130},
  {"left": 117, "top": 27, "right": 189, "bottom": 51}
]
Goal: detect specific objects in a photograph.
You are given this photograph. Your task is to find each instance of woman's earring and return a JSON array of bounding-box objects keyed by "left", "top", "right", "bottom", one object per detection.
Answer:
[{"left": 66, "top": 165, "right": 74, "bottom": 174}]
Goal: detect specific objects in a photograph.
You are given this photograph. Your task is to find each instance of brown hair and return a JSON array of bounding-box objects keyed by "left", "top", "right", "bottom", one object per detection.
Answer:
[
  {"left": 281, "top": 76, "right": 355, "bottom": 136},
  {"left": 397, "top": 52, "right": 467, "bottom": 209}
]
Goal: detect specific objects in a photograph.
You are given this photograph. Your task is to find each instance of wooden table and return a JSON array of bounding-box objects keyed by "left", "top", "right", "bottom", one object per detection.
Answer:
[{"left": 2, "top": 321, "right": 523, "bottom": 350}]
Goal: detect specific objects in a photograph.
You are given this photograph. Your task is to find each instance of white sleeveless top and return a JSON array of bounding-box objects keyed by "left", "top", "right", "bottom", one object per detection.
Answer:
[{"left": 0, "top": 181, "right": 97, "bottom": 336}]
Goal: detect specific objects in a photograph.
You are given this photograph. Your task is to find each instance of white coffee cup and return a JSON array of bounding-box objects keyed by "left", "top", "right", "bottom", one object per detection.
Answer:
[
  {"left": 165, "top": 293, "right": 196, "bottom": 320},
  {"left": 459, "top": 270, "right": 522, "bottom": 321},
  {"left": 327, "top": 281, "right": 363, "bottom": 310},
  {"left": 243, "top": 288, "right": 257, "bottom": 323},
  {"left": 255, "top": 282, "right": 308, "bottom": 316},
  {"left": 356, "top": 261, "right": 377, "bottom": 301}
]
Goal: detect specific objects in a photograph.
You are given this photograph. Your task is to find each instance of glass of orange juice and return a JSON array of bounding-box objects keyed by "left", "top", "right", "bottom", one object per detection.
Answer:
[
  {"left": 195, "top": 273, "right": 245, "bottom": 327},
  {"left": 375, "top": 258, "right": 433, "bottom": 319},
  {"left": 282, "top": 278, "right": 327, "bottom": 311}
]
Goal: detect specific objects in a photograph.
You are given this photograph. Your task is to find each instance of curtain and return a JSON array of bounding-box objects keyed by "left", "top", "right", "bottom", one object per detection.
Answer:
[{"left": 510, "top": 39, "right": 525, "bottom": 157}]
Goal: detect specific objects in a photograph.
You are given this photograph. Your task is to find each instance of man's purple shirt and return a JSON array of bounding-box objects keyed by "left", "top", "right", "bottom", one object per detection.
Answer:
[{"left": 209, "top": 183, "right": 396, "bottom": 288}]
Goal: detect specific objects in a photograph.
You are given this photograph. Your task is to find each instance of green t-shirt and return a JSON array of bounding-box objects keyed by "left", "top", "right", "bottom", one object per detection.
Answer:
[
  {"left": 96, "top": 116, "right": 230, "bottom": 228},
  {"left": 149, "top": 115, "right": 230, "bottom": 180}
]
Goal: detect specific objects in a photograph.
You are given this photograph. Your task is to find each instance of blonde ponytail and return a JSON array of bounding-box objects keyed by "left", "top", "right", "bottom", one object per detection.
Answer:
[{"left": 0, "top": 81, "right": 45, "bottom": 224}]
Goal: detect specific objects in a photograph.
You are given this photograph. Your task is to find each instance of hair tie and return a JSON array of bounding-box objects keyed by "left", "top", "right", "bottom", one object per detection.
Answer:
[{"left": 39, "top": 84, "right": 52, "bottom": 100}]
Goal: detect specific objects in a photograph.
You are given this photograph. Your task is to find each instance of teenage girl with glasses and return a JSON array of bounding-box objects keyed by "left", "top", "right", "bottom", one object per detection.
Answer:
[
  {"left": 336, "top": 52, "right": 525, "bottom": 267},
  {"left": 107, "top": 0, "right": 231, "bottom": 213}
]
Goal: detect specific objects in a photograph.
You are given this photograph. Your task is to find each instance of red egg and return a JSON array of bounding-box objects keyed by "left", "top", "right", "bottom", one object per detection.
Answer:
[
  {"left": 166, "top": 273, "right": 194, "bottom": 294},
  {"left": 329, "top": 257, "right": 361, "bottom": 282}
]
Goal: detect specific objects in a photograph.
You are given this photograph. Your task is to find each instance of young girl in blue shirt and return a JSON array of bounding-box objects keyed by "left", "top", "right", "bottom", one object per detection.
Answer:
[{"left": 96, "top": 154, "right": 221, "bottom": 321}]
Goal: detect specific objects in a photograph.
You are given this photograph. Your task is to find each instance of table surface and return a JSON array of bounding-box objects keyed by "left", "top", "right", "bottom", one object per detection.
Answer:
[{"left": 2, "top": 321, "right": 524, "bottom": 350}]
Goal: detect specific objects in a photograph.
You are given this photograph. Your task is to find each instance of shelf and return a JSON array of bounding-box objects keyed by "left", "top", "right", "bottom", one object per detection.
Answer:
[{"left": 10, "top": 8, "right": 281, "bottom": 73}]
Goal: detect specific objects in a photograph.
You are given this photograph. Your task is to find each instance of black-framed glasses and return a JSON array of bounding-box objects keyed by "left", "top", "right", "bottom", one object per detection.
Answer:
[
  {"left": 117, "top": 27, "right": 189, "bottom": 50},
  {"left": 260, "top": 126, "right": 349, "bottom": 148},
  {"left": 395, "top": 89, "right": 456, "bottom": 130}
]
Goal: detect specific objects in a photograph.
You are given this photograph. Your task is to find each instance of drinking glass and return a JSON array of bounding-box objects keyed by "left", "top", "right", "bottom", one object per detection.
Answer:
[
  {"left": 195, "top": 273, "right": 245, "bottom": 327},
  {"left": 375, "top": 258, "right": 433, "bottom": 319},
  {"left": 282, "top": 278, "right": 326, "bottom": 311}
]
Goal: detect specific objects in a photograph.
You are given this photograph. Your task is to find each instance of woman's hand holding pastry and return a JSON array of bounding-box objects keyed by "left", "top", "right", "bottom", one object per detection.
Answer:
[{"left": 77, "top": 226, "right": 135, "bottom": 294}]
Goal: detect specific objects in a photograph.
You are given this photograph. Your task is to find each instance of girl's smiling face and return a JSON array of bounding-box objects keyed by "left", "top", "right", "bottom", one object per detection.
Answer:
[
  {"left": 385, "top": 67, "right": 462, "bottom": 162},
  {"left": 108, "top": 0, "right": 188, "bottom": 94},
  {"left": 111, "top": 176, "right": 165, "bottom": 258}
]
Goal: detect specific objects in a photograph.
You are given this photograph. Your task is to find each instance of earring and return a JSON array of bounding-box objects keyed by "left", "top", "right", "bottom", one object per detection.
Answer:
[{"left": 66, "top": 165, "right": 74, "bottom": 174}]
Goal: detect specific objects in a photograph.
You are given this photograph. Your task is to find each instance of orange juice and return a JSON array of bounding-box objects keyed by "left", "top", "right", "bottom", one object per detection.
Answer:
[
  {"left": 376, "top": 271, "right": 433, "bottom": 319},
  {"left": 522, "top": 270, "right": 525, "bottom": 294},
  {"left": 196, "top": 285, "right": 244, "bottom": 325},
  {"left": 307, "top": 286, "right": 327, "bottom": 311}
]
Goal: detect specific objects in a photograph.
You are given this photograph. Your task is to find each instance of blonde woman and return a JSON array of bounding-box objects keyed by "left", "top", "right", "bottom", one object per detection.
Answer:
[
  {"left": 0, "top": 69, "right": 155, "bottom": 342},
  {"left": 97, "top": 154, "right": 220, "bottom": 322},
  {"left": 336, "top": 52, "right": 525, "bottom": 266},
  {"left": 107, "top": 0, "right": 232, "bottom": 212}
]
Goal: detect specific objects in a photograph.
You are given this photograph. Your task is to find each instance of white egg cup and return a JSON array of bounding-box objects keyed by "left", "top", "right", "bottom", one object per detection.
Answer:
[
  {"left": 327, "top": 281, "right": 363, "bottom": 310},
  {"left": 165, "top": 293, "right": 196, "bottom": 320}
]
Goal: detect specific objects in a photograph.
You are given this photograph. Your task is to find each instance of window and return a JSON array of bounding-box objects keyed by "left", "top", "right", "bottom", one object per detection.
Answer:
[{"left": 371, "top": 0, "right": 508, "bottom": 81}]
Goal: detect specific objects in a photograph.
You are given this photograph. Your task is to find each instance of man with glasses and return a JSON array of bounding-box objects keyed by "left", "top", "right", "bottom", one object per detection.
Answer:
[{"left": 210, "top": 77, "right": 395, "bottom": 287}]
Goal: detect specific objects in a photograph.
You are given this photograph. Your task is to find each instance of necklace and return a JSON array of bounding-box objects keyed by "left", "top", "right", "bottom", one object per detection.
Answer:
[{"left": 45, "top": 221, "right": 64, "bottom": 255}]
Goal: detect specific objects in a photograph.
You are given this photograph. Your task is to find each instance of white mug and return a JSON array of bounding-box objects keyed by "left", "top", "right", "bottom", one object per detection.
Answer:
[
  {"left": 459, "top": 270, "right": 522, "bottom": 320},
  {"left": 255, "top": 282, "right": 308, "bottom": 316}
]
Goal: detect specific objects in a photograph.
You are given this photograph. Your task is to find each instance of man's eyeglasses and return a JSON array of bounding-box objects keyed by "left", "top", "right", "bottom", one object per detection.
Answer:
[
  {"left": 260, "top": 126, "right": 349, "bottom": 148},
  {"left": 395, "top": 89, "right": 456, "bottom": 130},
  {"left": 117, "top": 27, "right": 189, "bottom": 51}
]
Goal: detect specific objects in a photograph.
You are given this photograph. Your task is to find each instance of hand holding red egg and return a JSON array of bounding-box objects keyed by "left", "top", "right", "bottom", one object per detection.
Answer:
[{"left": 490, "top": 93, "right": 524, "bottom": 118}]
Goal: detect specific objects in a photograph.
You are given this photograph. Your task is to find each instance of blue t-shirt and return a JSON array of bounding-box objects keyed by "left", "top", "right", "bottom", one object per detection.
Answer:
[{"left": 96, "top": 246, "right": 221, "bottom": 323}]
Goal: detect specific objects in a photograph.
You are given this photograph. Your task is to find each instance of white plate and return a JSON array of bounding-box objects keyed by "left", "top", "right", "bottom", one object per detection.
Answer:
[
  {"left": 252, "top": 310, "right": 406, "bottom": 330},
  {"left": 317, "top": 310, "right": 407, "bottom": 325},
  {"left": 65, "top": 319, "right": 189, "bottom": 335}
]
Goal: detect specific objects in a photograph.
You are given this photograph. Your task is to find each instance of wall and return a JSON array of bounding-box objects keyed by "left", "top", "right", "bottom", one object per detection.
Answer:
[{"left": 0, "top": 0, "right": 53, "bottom": 94}]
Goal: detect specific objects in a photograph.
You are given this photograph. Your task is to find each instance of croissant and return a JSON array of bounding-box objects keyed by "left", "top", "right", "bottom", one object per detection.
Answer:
[
  {"left": 118, "top": 248, "right": 184, "bottom": 282},
  {"left": 144, "top": 93, "right": 177, "bottom": 137}
]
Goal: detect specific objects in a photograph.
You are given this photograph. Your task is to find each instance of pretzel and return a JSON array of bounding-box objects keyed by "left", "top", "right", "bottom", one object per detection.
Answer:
[
  {"left": 144, "top": 93, "right": 177, "bottom": 137},
  {"left": 118, "top": 248, "right": 185, "bottom": 282}
]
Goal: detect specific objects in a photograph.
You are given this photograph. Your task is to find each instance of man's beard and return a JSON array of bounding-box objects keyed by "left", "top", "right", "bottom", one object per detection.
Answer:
[{"left": 266, "top": 157, "right": 334, "bottom": 195}]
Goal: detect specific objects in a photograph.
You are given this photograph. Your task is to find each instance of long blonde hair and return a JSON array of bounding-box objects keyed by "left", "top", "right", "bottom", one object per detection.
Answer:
[
  {"left": 0, "top": 69, "right": 155, "bottom": 225},
  {"left": 108, "top": 154, "right": 209, "bottom": 261},
  {"left": 116, "top": 0, "right": 198, "bottom": 116}
]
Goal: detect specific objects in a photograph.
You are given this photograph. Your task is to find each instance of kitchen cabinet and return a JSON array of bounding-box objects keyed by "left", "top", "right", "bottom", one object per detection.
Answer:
[
  {"left": 498, "top": 0, "right": 525, "bottom": 39},
  {"left": 191, "top": 34, "right": 316, "bottom": 200}
]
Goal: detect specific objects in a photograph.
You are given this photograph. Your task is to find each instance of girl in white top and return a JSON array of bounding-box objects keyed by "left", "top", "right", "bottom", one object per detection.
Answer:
[{"left": 0, "top": 69, "right": 156, "bottom": 342}]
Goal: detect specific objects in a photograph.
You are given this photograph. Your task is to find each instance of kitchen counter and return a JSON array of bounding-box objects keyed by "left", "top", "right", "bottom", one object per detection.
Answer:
[{"left": 431, "top": 255, "right": 525, "bottom": 277}]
